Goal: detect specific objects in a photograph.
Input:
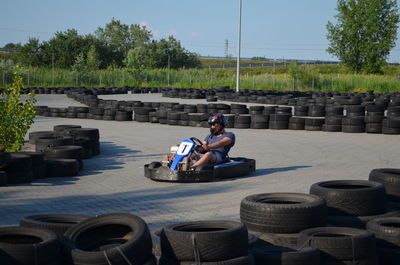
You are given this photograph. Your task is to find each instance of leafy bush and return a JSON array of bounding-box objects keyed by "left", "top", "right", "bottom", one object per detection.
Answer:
[{"left": 0, "top": 65, "right": 36, "bottom": 152}]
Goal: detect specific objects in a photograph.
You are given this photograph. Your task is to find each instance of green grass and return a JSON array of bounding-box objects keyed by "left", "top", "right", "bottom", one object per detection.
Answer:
[{"left": 2, "top": 65, "right": 400, "bottom": 93}]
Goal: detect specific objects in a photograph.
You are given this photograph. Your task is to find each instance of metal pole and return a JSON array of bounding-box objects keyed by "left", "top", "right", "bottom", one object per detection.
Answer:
[
  {"left": 167, "top": 54, "right": 170, "bottom": 86},
  {"left": 52, "top": 54, "right": 55, "bottom": 86},
  {"left": 236, "top": 0, "right": 242, "bottom": 93}
]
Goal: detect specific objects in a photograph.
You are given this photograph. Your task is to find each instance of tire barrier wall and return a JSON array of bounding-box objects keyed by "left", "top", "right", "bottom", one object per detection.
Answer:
[
  {"left": 24, "top": 86, "right": 400, "bottom": 135},
  {"left": 0, "top": 125, "right": 100, "bottom": 186},
  {"left": 1, "top": 168, "right": 400, "bottom": 264}
]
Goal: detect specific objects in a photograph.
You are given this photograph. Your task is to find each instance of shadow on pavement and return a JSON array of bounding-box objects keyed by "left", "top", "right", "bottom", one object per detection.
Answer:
[
  {"left": 247, "top": 166, "right": 312, "bottom": 177},
  {"left": 0, "top": 183, "right": 244, "bottom": 227}
]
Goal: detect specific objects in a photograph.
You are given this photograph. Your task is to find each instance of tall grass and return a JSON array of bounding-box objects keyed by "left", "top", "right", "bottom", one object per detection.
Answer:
[{"left": 1, "top": 66, "right": 400, "bottom": 92}]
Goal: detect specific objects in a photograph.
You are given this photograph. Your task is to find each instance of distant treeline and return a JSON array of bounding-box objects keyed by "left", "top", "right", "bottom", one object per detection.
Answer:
[{"left": 0, "top": 18, "right": 201, "bottom": 70}]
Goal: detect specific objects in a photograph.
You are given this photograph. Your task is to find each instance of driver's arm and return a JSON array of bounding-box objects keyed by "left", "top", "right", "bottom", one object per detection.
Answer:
[{"left": 203, "top": 137, "right": 232, "bottom": 150}]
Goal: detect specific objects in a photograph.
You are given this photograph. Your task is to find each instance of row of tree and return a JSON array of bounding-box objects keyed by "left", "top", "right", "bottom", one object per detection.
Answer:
[
  {"left": 2, "top": 0, "right": 400, "bottom": 74},
  {"left": 2, "top": 18, "right": 201, "bottom": 72}
]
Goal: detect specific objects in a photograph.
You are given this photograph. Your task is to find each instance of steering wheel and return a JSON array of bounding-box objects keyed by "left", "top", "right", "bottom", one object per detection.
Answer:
[{"left": 190, "top": 137, "right": 206, "bottom": 154}]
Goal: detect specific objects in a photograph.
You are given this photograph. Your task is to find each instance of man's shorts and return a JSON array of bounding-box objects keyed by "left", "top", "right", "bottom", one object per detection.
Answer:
[{"left": 209, "top": 150, "right": 225, "bottom": 164}]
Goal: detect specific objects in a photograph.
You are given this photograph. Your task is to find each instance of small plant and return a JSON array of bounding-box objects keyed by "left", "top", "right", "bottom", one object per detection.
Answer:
[{"left": 0, "top": 65, "right": 36, "bottom": 152}]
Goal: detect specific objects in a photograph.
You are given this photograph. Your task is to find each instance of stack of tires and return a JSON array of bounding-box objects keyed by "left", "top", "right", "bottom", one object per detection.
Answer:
[
  {"left": 0, "top": 152, "right": 11, "bottom": 186},
  {"left": 250, "top": 114, "right": 269, "bottom": 129},
  {"left": 310, "top": 180, "right": 400, "bottom": 229},
  {"left": 134, "top": 107, "right": 156, "bottom": 122},
  {"left": 0, "top": 213, "right": 155, "bottom": 265},
  {"left": 2, "top": 153, "right": 33, "bottom": 184},
  {"left": 304, "top": 117, "right": 325, "bottom": 131},
  {"left": 367, "top": 217, "right": 400, "bottom": 265},
  {"left": 159, "top": 221, "right": 254, "bottom": 265},
  {"left": 289, "top": 117, "right": 306, "bottom": 130},
  {"left": 234, "top": 114, "right": 251, "bottom": 129},
  {"left": 365, "top": 105, "right": 385, "bottom": 133},
  {"left": 20, "top": 151, "right": 47, "bottom": 179},
  {"left": 322, "top": 116, "right": 343, "bottom": 132},
  {"left": 382, "top": 116, "right": 400, "bottom": 135},
  {"left": 369, "top": 168, "right": 400, "bottom": 210},
  {"left": 341, "top": 116, "right": 365, "bottom": 133},
  {"left": 297, "top": 226, "right": 377, "bottom": 265},
  {"left": 240, "top": 193, "right": 326, "bottom": 265}
]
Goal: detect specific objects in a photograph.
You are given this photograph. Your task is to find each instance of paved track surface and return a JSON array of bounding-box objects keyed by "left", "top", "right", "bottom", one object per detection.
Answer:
[{"left": 1, "top": 94, "right": 399, "bottom": 231}]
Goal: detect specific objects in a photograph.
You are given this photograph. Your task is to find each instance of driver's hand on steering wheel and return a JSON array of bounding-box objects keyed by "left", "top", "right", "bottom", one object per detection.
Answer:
[{"left": 201, "top": 143, "right": 209, "bottom": 151}]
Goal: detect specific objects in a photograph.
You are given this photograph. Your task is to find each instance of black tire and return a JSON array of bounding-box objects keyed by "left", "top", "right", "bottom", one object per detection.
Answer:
[
  {"left": 17, "top": 151, "right": 44, "bottom": 165},
  {"left": 20, "top": 214, "right": 91, "bottom": 237},
  {"left": 382, "top": 125, "right": 400, "bottom": 134},
  {"left": 0, "top": 226, "right": 60, "bottom": 265},
  {"left": 0, "top": 152, "right": 11, "bottom": 167},
  {"left": 44, "top": 145, "right": 83, "bottom": 160},
  {"left": 74, "top": 137, "right": 93, "bottom": 159},
  {"left": 305, "top": 125, "right": 322, "bottom": 131},
  {"left": 297, "top": 227, "right": 375, "bottom": 261},
  {"left": 4, "top": 153, "right": 32, "bottom": 172},
  {"left": 53, "top": 124, "right": 82, "bottom": 134},
  {"left": 32, "top": 163, "right": 47, "bottom": 179},
  {"left": 369, "top": 168, "right": 400, "bottom": 202},
  {"left": 269, "top": 121, "right": 289, "bottom": 129},
  {"left": 325, "top": 117, "right": 343, "bottom": 126},
  {"left": 310, "top": 180, "right": 387, "bottom": 216},
  {"left": 289, "top": 123, "right": 305, "bottom": 130},
  {"left": 252, "top": 232, "right": 299, "bottom": 248},
  {"left": 289, "top": 117, "right": 306, "bottom": 124},
  {"left": 66, "top": 128, "right": 99, "bottom": 140},
  {"left": 322, "top": 124, "right": 342, "bottom": 132},
  {"left": 35, "top": 137, "right": 74, "bottom": 152},
  {"left": 327, "top": 209, "right": 400, "bottom": 229},
  {"left": 270, "top": 114, "right": 291, "bottom": 122},
  {"left": 250, "top": 246, "right": 320, "bottom": 265},
  {"left": 135, "top": 114, "right": 150, "bottom": 122},
  {"left": 167, "top": 119, "right": 180, "bottom": 126},
  {"left": 160, "top": 221, "right": 248, "bottom": 261},
  {"left": 251, "top": 115, "right": 269, "bottom": 123},
  {"left": 250, "top": 123, "right": 268, "bottom": 129},
  {"left": 159, "top": 254, "right": 255, "bottom": 265},
  {"left": 64, "top": 213, "right": 153, "bottom": 265},
  {"left": 319, "top": 256, "right": 378, "bottom": 265},
  {"left": 0, "top": 171, "right": 7, "bottom": 186},
  {"left": 46, "top": 159, "right": 79, "bottom": 177},
  {"left": 240, "top": 193, "right": 327, "bottom": 234},
  {"left": 365, "top": 123, "right": 382, "bottom": 133},
  {"left": 305, "top": 118, "right": 325, "bottom": 126},
  {"left": 6, "top": 170, "right": 33, "bottom": 184},
  {"left": 366, "top": 217, "right": 400, "bottom": 248},
  {"left": 234, "top": 123, "right": 251, "bottom": 129},
  {"left": 376, "top": 247, "right": 400, "bottom": 265},
  {"left": 342, "top": 125, "right": 365, "bottom": 133},
  {"left": 103, "top": 115, "right": 115, "bottom": 121},
  {"left": 235, "top": 115, "right": 251, "bottom": 124},
  {"left": 28, "top": 131, "right": 55, "bottom": 144}
]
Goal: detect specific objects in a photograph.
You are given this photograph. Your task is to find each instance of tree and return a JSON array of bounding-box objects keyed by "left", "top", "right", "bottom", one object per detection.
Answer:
[
  {"left": 124, "top": 44, "right": 153, "bottom": 78},
  {"left": 326, "top": 0, "right": 399, "bottom": 73},
  {"left": 0, "top": 65, "right": 36, "bottom": 152},
  {"left": 95, "top": 18, "right": 152, "bottom": 66},
  {"left": 150, "top": 36, "right": 201, "bottom": 69},
  {"left": 19, "top": 37, "right": 41, "bottom": 67},
  {"left": 86, "top": 44, "right": 101, "bottom": 71}
]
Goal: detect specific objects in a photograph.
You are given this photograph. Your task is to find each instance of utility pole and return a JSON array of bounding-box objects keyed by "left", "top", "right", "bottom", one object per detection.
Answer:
[
  {"left": 236, "top": 0, "right": 242, "bottom": 93},
  {"left": 225, "top": 39, "right": 229, "bottom": 58}
]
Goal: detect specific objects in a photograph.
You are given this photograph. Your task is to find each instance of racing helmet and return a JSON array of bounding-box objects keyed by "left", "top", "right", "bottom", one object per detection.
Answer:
[{"left": 208, "top": 113, "right": 228, "bottom": 127}]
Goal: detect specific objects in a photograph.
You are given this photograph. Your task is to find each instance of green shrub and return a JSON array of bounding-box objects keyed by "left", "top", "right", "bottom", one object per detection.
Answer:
[{"left": 0, "top": 65, "right": 36, "bottom": 152}]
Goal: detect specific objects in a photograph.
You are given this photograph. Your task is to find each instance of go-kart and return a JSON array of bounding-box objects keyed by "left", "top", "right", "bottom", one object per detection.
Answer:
[{"left": 144, "top": 137, "right": 256, "bottom": 182}]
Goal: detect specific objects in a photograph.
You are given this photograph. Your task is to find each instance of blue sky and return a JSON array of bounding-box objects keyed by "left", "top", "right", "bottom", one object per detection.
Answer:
[{"left": 1, "top": 0, "right": 400, "bottom": 62}]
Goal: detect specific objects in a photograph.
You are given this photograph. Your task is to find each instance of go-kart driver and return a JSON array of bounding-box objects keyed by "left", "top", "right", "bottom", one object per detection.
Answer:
[{"left": 191, "top": 113, "right": 235, "bottom": 169}]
